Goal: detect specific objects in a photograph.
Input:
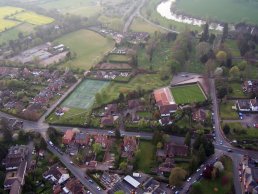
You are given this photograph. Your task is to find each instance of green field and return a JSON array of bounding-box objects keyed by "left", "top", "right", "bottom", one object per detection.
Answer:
[
  {"left": 107, "top": 54, "right": 131, "bottom": 63},
  {"left": 54, "top": 30, "right": 115, "bottom": 69},
  {"left": 175, "top": 0, "right": 258, "bottom": 25},
  {"left": 62, "top": 79, "right": 109, "bottom": 109},
  {"left": 137, "top": 141, "right": 156, "bottom": 173},
  {"left": 130, "top": 17, "right": 165, "bottom": 35},
  {"left": 38, "top": 0, "right": 103, "bottom": 17},
  {"left": 0, "top": 23, "right": 35, "bottom": 45},
  {"left": 10, "top": 11, "right": 54, "bottom": 25},
  {"left": 219, "top": 101, "right": 238, "bottom": 120},
  {"left": 0, "top": 6, "right": 54, "bottom": 33},
  {"left": 171, "top": 84, "right": 206, "bottom": 104},
  {"left": 99, "top": 73, "right": 171, "bottom": 105}
]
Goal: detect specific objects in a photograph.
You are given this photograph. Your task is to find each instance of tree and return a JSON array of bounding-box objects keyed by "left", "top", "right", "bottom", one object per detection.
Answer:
[
  {"left": 115, "top": 129, "right": 121, "bottom": 139},
  {"left": 214, "top": 161, "right": 224, "bottom": 173},
  {"left": 157, "top": 142, "right": 163, "bottom": 149},
  {"left": 229, "top": 66, "right": 240, "bottom": 81},
  {"left": 216, "top": 51, "right": 227, "bottom": 64},
  {"left": 198, "top": 144, "right": 206, "bottom": 163},
  {"left": 184, "top": 132, "right": 191, "bottom": 148},
  {"left": 222, "top": 23, "right": 228, "bottom": 41},
  {"left": 196, "top": 42, "right": 210, "bottom": 62},
  {"left": 92, "top": 143, "right": 102, "bottom": 155},
  {"left": 119, "top": 161, "right": 127, "bottom": 171},
  {"left": 223, "top": 124, "right": 230, "bottom": 135},
  {"left": 169, "top": 167, "right": 187, "bottom": 187},
  {"left": 200, "top": 23, "right": 209, "bottom": 42}
]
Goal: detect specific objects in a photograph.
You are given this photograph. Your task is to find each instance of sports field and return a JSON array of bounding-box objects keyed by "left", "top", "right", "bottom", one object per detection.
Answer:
[
  {"left": 54, "top": 30, "right": 115, "bottom": 69},
  {"left": 10, "top": 11, "right": 54, "bottom": 25},
  {"left": 62, "top": 79, "right": 109, "bottom": 109},
  {"left": 171, "top": 84, "right": 206, "bottom": 104},
  {"left": 175, "top": 0, "right": 258, "bottom": 25}
]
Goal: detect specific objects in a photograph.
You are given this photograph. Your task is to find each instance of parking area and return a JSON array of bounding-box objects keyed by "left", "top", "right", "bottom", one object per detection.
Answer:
[{"left": 237, "top": 113, "right": 258, "bottom": 127}]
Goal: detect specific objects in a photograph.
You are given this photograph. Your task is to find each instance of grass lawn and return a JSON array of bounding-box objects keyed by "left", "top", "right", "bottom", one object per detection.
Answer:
[
  {"left": 137, "top": 111, "right": 152, "bottom": 118},
  {"left": 98, "top": 15, "right": 124, "bottom": 31},
  {"left": 171, "top": 84, "right": 206, "bottom": 104},
  {"left": 228, "top": 82, "right": 246, "bottom": 98},
  {"left": 46, "top": 107, "right": 88, "bottom": 125},
  {"left": 62, "top": 79, "right": 109, "bottom": 109},
  {"left": 99, "top": 73, "right": 171, "bottom": 105},
  {"left": 219, "top": 101, "right": 238, "bottom": 120},
  {"left": 54, "top": 29, "right": 115, "bottom": 69},
  {"left": 130, "top": 17, "right": 165, "bottom": 35},
  {"left": 175, "top": 0, "right": 258, "bottom": 25},
  {"left": 224, "top": 40, "right": 241, "bottom": 57},
  {"left": 137, "top": 141, "right": 156, "bottom": 173},
  {"left": 107, "top": 54, "right": 131, "bottom": 63},
  {"left": 191, "top": 156, "right": 234, "bottom": 194},
  {"left": 0, "top": 23, "right": 35, "bottom": 44},
  {"left": 138, "top": 39, "right": 173, "bottom": 71},
  {"left": 10, "top": 11, "right": 54, "bottom": 25},
  {"left": 222, "top": 122, "right": 258, "bottom": 143}
]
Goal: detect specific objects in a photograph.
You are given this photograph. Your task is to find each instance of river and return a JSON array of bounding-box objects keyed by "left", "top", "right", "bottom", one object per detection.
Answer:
[{"left": 156, "top": 0, "right": 225, "bottom": 31}]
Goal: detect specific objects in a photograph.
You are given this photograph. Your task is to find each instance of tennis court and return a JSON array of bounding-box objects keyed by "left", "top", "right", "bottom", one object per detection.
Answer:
[{"left": 62, "top": 79, "right": 109, "bottom": 109}]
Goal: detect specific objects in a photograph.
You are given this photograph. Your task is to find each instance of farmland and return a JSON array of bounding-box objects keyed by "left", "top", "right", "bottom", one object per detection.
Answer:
[
  {"left": 54, "top": 30, "right": 115, "bottom": 69},
  {"left": 0, "top": 23, "right": 35, "bottom": 44},
  {"left": 10, "top": 11, "right": 54, "bottom": 25},
  {"left": 62, "top": 79, "right": 109, "bottom": 109},
  {"left": 175, "top": 0, "right": 258, "bottom": 25},
  {"left": 171, "top": 84, "right": 207, "bottom": 104},
  {"left": 38, "top": 0, "right": 103, "bottom": 17},
  {"left": 0, "top": 6, "right": 54, "bottom": 33}
]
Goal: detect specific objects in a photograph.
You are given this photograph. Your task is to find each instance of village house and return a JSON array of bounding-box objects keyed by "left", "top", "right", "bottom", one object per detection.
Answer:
[
  {"left": 128, "top": 99, "right": 141, "bottom": 110},
  {"left": 104, "top": 104, "right": 118, "bottom": 116},
  {"left": 122, "top": 136, "right": 139, "bottom": 160},
  {"left": 250, "top": 98, "right": 258, "bottom": 112},
  {"left": 101, "top": 116, "right": 114, "bottom": 127},
  {"left": 243, "top": 80, "right": 258, "bottom": 94},
  {"left": 156, "top": 143, "right": 188, "bottom": 161},
  {"left": 236, "top": 100, "right": 251, "bottom": 112},
  {"left": 192, "top": 108, "right": 207, "bottom": 122},
  {"left": 74, "top": 132, "right": 89, "bottom": 145},
  {"left": 43, "top": 164, "right": 70, "bottom": 184},
  {"left": 63, "top": 130, "right": 75, "bottom": 144},
  {"left": 4, "top": 161, "right": 27, "bottom": 193},
  {"left": 153, "top": 87, "right": 178, "bottom": 117},
  {"left": 52, "top": 177, "right": 86, "bottom": 193},
  {"left": 2, "top": 145, "right": 29, "bottom": 170},
  {"left": 94, "top": 134, "right": 108, "bottom": 148}
]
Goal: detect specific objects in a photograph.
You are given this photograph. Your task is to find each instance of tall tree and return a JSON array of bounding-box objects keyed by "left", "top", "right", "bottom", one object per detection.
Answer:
[
  {"left": 169, "top": 167, "right": 187, "bottom": 187},
  {"left": 222, "top": 23, "right": 228, "bottom": 42},
  {"left": 184, "top": 132, "right": 191, "bottom": 148},
  {"left": 200, "top": 23, "right": 209, "bottom": 42}
]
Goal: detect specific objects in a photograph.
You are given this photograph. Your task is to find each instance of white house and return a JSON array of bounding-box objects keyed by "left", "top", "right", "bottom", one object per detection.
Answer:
[
  {"left": 250, "top": 98, "right": 258, "bottom": 112},
  {"left": 43, "top": 164, "right": 70, "bottom": 184}
]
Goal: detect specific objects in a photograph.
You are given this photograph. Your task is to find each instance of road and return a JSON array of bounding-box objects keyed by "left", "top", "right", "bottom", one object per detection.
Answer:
[
  {"left": 47, "top": 144, "right": 105, "bottom": 194},
  {"left": 122, "top": 0, "right": 146, "bottom": 33}
]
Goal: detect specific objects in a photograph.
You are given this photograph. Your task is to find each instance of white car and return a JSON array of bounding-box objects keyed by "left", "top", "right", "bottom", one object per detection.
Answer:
[
  {"left": 108, "top": 131, "right": 114, "bottom": 134},
  {"left": 96, "top": 186, "right": 101, "bottom": 191},
  {"left": 196, "top": 168, "right": 200, "bottom": 172},
  {"left": 187, "top": 177, "right": 192, "bottom": 182},
  {"left": 69, "top": 161, "right": 74, "bottom": 165},
  {"left": 220, "top": 141, "right": 223, "bottom": 145}
]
